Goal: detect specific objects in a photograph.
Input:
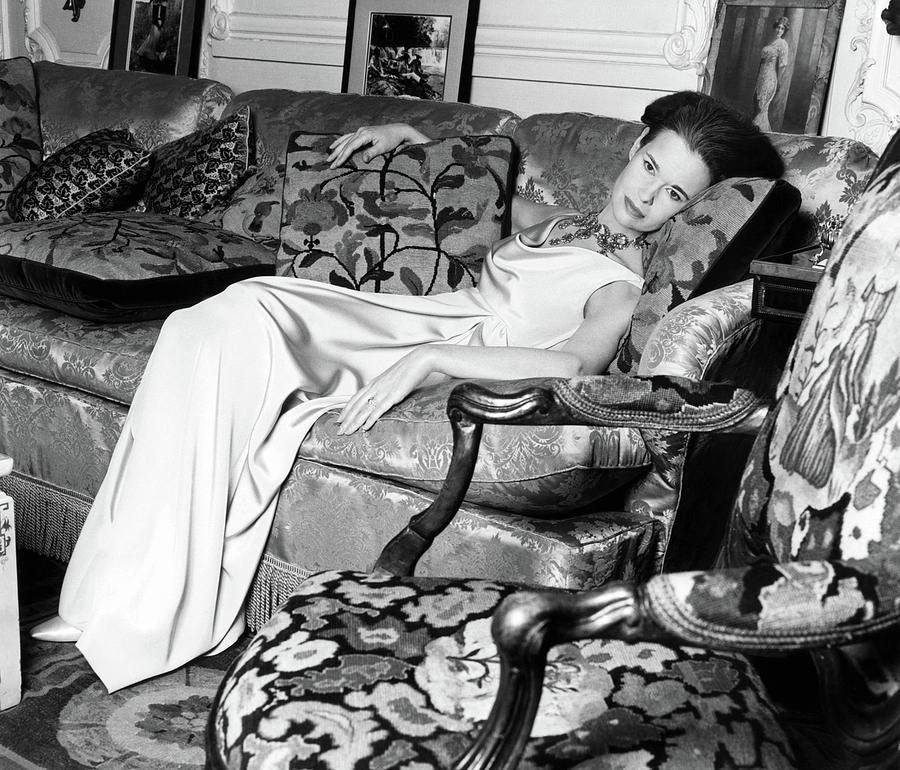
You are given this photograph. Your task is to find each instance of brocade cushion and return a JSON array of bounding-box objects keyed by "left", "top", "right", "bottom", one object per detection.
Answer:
[
  {"left": 8, "top": 129, "right": 152, "bottom": 220},
  {"left": 298, "top": 378, "right": 650, "bottom": 514},
  {"left": 217, "top": 89, "right": 519, "bottom": 244},
  {"left": 0, "top": 212, "right": 274, "bottom": 322},
  {"left": 144, "top": 107, "right": 253, "bottom": 219},
  {"left": 0, "top": 57, "right": 42, "bottom": 225},
  {"left": 276, "top": 132, "right": 515, "bottom": 294},
  {"left": 209, "top": 570, "right": 798, "bottom": 770},
  {"left": 33, "top": 60, "right": 232, "bottom": 155},
  {"left": 613, "top": 177, "right": 801, "bottom": 373}
]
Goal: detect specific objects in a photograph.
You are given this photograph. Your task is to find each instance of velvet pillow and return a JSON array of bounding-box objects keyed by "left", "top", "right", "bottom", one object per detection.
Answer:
[
  {"left": 8, "top": 128, "right": 151, "bottom": 221},
  {"left": 613, "top": 176, "right": 801, "bottom": 374},
  {"left": 144, "top": 106, "right": 253, "bottom": 220},
  {"left": 0, "top": 211, "right": 274, "bottom": 322},
  {"left": 0, "top": 57, "right": 43, "bottom": 224},
  {"left": 277, "top": 132, "right": 515, "bottom": 295}
]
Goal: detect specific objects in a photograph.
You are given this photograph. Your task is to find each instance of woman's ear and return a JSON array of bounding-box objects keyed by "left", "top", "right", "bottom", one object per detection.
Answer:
[{"left": 628, "top": 127, "right": 650, "bottom": 159}]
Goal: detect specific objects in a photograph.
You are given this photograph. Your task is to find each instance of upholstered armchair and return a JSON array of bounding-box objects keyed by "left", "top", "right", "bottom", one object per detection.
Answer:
[{"left": 205, "top": 166, "right": 900, "bottom": 768}]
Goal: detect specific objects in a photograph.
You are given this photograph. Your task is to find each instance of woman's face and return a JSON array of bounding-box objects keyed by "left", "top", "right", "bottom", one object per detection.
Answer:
[
  {"left": 775, "top": 20, "right": 787, "bottom": 36},
  {"left": 609, "top": 129, "right": 712, "bottom": 236}
]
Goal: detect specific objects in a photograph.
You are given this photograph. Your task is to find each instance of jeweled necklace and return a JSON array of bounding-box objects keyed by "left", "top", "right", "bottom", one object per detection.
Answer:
[{"left": 547, "top": 212, "right": 643, "bottom": 255}]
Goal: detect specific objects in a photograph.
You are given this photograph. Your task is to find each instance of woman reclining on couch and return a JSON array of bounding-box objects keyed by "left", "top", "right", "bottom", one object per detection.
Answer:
[{"left": 32, "top": 91, "right": 784, "bottom": 692}]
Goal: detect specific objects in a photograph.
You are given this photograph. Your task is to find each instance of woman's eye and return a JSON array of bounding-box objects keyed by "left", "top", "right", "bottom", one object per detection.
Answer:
[
  {"left": 667, "top": 188, "right": 683, "bottom": 202},
  {"left": 643, "top": 159, "right": 654, "bottom": 173}
]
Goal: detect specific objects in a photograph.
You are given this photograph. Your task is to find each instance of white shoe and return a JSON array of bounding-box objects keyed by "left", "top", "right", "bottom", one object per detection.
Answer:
[{"left": 30, "top": 614, "right": 82, "bottom": 643}]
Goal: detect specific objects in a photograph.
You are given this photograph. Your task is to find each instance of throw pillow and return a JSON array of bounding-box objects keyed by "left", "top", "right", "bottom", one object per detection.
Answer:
[
  {"left": 613, "top": 176, "right": 801, "bottom": 374},
  {"left": 144, "top": 106, "right": 253, "bottom": 220},
  {"left": 276, "top": 132, "right": 516, "bottom": 295},
  {"left": 0, "top": 211, "right": 275, "bottom": 322},
  {"left": 8, "top": 128, "right": 152, "bottom": 221},
  {"left": 0, "top": 57, "right": 43, "bottom": 224}
]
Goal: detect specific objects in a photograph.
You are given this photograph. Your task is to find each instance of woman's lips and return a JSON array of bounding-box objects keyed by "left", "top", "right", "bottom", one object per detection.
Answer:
[{"left": 624, "top": 196, "right": 644, "bottom": 219}]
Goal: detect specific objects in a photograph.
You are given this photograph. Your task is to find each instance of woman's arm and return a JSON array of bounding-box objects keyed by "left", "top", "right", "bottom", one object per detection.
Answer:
[
  {"left": 328, "top": 124, "right": 431, "bottom": 168},
  {"left": 337, "top": 280, "right": 640, "bottom": 433}
]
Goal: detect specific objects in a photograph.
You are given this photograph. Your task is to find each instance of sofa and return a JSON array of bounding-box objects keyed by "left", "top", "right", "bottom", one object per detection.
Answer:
[{"left": 0, "top": 58, "right": 877, "bottom": 631}]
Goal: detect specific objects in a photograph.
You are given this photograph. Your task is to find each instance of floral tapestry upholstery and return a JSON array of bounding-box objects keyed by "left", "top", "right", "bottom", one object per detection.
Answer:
[
  {"left": 0, "top": 58, "right": 42, "bottom": 224},
  {"left": 613, "top": 177, "right": 799, "bottom": 374},
  {"left": 144, "top": 107, "right": 254, "bottom": 219},
  {"left": 0, "top": 212, "right": 275, "bottom": 321},
  {"left": 8, "top": 129, "right": 151, "bottom": 220},
  {"left": 277, "top": 133, "right": 515, "bottom": 294},
  {"left": 768, "top": 132, "right": 876, "bottom": 245},
  {"left": 299, "top": 378, "right": 649, "bottom": 512},
  {"left": 209, "top": 570, "right": 798, "bottom": 770},
  {"left": 218, "top": 89, "right": 519, "bottom": 244},
  {"left": 33, "top": 61, "right": 232, "bottom": 155}
]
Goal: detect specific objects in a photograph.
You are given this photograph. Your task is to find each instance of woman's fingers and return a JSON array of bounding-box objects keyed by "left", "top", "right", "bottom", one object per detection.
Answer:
[
  {"left": 336, "top": 390, "right": 389, "bottom": 434},
  {"left": 327, "top": 128, "right": 375, "bottom": 168}
]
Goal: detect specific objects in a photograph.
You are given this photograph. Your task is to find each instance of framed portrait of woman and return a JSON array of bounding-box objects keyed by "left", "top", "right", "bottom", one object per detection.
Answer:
[
  {"left": 108, "top": 0, "right": 205, "bottom": 77},
  {"left": 704, "top": 0, "right": 846, "bottom": 134},
  {"left": 342, "top": 0, "right": 480, "bottom": 102}
]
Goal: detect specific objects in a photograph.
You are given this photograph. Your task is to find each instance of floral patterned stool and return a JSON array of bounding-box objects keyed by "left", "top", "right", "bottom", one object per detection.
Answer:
[{"left": 206, "top": 569, "right": 798, "bottom": 769}]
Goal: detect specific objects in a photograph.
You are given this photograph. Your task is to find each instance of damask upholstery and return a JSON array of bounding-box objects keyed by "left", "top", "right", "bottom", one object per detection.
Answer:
[
  {"left": 32, "top": 61, "right": 232, "bottom": 155},
  {"left": 209, "top": 164, "right": 900, "bottom": 770},
  {"left": 0, "top": 57, "right": 42, "bottom": 224}
]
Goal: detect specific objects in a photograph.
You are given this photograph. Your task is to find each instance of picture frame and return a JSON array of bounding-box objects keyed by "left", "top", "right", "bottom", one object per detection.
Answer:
[
  {"left": 342, "top": 0, "right": 480, "bottom": 102},
  {"left": 108, "top": 0, "right": 205, "bottom": 77},
  {"left": 704, "top": 0, "right": 846, "bottom": 134}
]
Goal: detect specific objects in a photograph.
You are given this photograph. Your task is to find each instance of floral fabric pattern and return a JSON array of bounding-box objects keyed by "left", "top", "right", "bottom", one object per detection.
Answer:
[
  {"left": 210, "top": 570, "right": 797, "bottom": 769},
  {"left": 0, "top": 212, "right": 275, "bottom": 321},
  {"left": 217, "top": 89, "right": 518, "bottom": 244},
  {"left": 144, "top": 107, "right": 253, "bottom": 220},
  {"left": 277, "top": 133, "right": 514, "bottom": 294},
  {"left": 0, "top": 58, "right": 42, "bottom": 224},
  {"left": 8, "top": 129, "right": 151, "bottom": 220},
  {"left": 34, "top": 61, "right": 232, "bottom": 155}
]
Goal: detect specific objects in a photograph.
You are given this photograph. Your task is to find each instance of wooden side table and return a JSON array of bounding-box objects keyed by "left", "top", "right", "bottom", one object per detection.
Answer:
[
  {"left": 0, "top": 453, "right": 19, "bottom": 710},
  {"left": 750, "top": 253, "right": 825, "bottom": 325}
]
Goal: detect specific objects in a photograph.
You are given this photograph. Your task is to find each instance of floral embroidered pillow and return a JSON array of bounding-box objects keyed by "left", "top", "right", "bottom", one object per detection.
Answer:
[
  {"left": 0, "top": 57, "right": 42, "bottom": 224},
  {"left": 277, "top": 132, "right": 515, "bottom": 295},
  {"left": 613, "top": 176, "right": 801, "bottom": 374}
]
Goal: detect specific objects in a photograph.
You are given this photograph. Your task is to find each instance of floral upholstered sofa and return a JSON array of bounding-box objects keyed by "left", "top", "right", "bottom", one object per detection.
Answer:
[{"left": 0, "top": 57, "right": 877, "bottom": 630}]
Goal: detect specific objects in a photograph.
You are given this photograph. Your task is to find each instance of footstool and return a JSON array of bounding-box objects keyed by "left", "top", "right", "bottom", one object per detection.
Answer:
[{"left": 0, "top": 453, "right": 18, "bottom": 710}]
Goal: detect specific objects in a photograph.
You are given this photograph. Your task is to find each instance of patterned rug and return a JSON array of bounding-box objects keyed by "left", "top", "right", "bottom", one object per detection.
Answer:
[{"left": 0, "top": 553, "right": 246, "bottom": 769}]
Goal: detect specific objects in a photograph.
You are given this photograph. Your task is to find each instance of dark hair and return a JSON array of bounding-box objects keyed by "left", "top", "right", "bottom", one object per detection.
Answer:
[
  {"left": 640, "top": 91, "right": 785, "bottom": 183},
  {"left": 774, "top": 16, "right": 790, "bottom": 30}
]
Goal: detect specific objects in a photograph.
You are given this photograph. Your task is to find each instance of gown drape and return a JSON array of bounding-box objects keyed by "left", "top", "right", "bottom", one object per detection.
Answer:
[{"left": 57, "top": 215, "right": 644, "bottom": 691}]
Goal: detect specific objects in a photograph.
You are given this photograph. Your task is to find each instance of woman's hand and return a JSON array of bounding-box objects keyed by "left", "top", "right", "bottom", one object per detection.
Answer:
[
  {"left": 336, "top": 347, "right": 435, "bottom": 434},
  {"left": 327, "top": 123, "right": 431, "bottom": 169}
]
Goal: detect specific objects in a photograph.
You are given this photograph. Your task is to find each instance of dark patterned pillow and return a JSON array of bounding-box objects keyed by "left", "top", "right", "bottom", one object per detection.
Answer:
[
  {"left": 0, "top": 211, "right": 274, "bottom": 321},
  {"left": 8, "top": 128, "right": 151, "bottom": 221},
  {"left": 144, "top": 106, "right": 253, "bottom": 219},
  {"left": 0, "top": 57, "right": 43, "bottom": 224},
  {"left": 277, "top": 132, "right": 515, "bottom": 294},
  {"left": 612, "top": 177, "right": 801, "bottom": 374}
]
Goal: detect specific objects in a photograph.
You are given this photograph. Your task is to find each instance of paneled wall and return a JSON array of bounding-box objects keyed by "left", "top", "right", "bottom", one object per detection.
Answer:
[
  {"left": 200, "top": 0, "right": 702, "bottom": 121},
  {"left": 1, "top": 0, "right": 898, "bottom": 153}
]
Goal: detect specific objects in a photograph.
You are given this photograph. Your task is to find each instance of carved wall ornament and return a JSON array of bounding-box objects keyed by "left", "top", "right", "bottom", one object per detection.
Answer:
[{"left": 663, "top": 0, "right": 715, "bottom": 73}]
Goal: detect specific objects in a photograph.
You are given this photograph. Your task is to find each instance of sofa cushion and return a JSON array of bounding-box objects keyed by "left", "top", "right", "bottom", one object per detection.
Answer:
[
  {"left": 0, "top": 212, "right": 274, "bottom": 322},
  {"left": 298, "top": 379, "right": 650, "bottom": 514},
  {"left": 8, "top": 129, "right": 152, "bottom": 220},
  {"left": 217, "top": 90, "right": 519, "bottom": 245},
  {"left": 0, "top": 57, "right": 43, "bottom": 224},
  {"left": 277, "top": 132, "right": 515, "bottom": 294},
  {"left": 613, "top": 176, "right": 801, "bottom": 374},
  {"left": 144, "top": 107, "right": 253, "bottom": 220},
  {"left": 33, "top": 61, "right": 233, "bottom": 155}
]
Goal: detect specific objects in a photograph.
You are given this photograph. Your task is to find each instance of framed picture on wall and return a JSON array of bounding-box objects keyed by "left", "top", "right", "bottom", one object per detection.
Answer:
[
  {"left": 704, "top": 0, "right": 846, "bottom": 134},
  {"left": 108, "top": 0, "right": 205, "bottom": 77},
  {"left": 342, "top": 0, "right": 480, "bottom": 102}
]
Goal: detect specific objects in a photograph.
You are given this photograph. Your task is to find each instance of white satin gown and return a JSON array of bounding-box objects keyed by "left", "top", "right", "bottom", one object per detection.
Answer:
[{"left": 57, "top": 215, "right": 644, "bottom": 692}]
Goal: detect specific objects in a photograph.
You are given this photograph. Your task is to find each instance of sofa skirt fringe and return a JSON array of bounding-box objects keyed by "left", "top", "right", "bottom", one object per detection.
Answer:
[
  {"left": 244, "top": 552, "right": 313, "bottom": 631},
  {"left": 1, "top": 470, "right": 90, "bottom": 564}
]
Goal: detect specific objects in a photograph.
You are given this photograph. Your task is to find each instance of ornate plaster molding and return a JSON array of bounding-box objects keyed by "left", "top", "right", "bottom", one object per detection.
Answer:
[
  {"left": 843, "top": 0, "right": 900, "bottom": 152},
  {"left": 198, "top": 0, "right": 234, "bottom": 78},
  {"left": 663, "top": 0, "right": 715, "bottom": 73},
  {"left": 23, "top": 0, "right": 59, "bottom": 62}
]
